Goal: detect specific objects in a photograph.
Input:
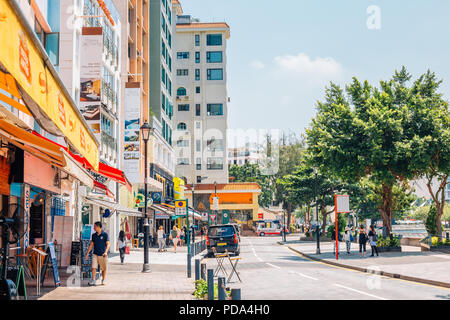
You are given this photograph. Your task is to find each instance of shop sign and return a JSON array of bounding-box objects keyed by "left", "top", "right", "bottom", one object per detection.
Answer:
[
  {"left": 0, "top": 1, "right": 98, "bottom": 170},
  {"left": 23, "top": 184, "right": 30, "bottom": 249},
  {"left": 24, "top": 151, "right": 61, "bottom": 194},
  {"left": 173, "top": 177, "right": 185, "bottom": 200},
  {"left": 155, "top": 210, "right": 169, "bottom": 220}
]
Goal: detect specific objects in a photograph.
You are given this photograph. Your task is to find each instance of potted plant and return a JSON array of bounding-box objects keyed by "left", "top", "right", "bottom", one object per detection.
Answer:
[{"left": 375, "top": 235, "right": 401, "bottom": 252}]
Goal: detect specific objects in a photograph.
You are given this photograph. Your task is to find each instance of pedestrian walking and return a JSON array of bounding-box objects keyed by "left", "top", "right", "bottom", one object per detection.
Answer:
[
  {"left": 85, "top": 221, "right": 110, "bottom": 286},
  {"left": 170, "top": 226, "right": 179, "bottom": 253},
  {"left": 180, "top": 228, "right": 185, "bottom": 247},
  {"left": 117, "top": 230, "right": 126, "bottom": 264},
  {"left": 368, "top": 225, "right": 379, "bottom": 257},
  {"left": 343, "top": 227, "right": 352, "bottom": 254},
  {"left": 359, "top": 225, "right": 367, "bottom": 258},
  {"left": 157, "top": 225, "right": 166, "bottom": 252}
]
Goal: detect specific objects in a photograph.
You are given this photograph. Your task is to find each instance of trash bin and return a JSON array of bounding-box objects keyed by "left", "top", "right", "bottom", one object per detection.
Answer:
[{"left": 138, "top": 233, "right": 144, "bottom": 248}]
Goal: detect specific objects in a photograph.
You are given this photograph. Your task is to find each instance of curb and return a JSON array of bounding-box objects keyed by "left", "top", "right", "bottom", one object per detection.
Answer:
[{"left": 278, "top": 241, "right": 450, "bottom": 289}]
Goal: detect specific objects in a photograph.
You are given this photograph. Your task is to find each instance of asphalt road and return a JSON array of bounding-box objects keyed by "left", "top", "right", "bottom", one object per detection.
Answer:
[{"left": 202, "top": 235, "right": 450, "bottom": 300}]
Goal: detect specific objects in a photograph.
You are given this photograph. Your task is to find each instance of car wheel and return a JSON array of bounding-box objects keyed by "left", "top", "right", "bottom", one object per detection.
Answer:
[
  {"left": 260, "top": 232, "right": 265, "bottom": 237},
  {"left": 235, "top": 249, "right": 240, "bottom": 256}
]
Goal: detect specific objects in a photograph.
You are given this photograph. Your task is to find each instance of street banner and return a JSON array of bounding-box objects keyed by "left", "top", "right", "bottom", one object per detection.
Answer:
[
  {"left": 213, "top": 197, "right": 219, "bottom": 210},
  {"left": 80, "top": 27, "right": 103, "bottom": 140},
  {"left": 0, "top": 1, "right": 98, "bottom": 170},
  {"left": 123, "top": 86, "right": 141, "bottom": 183}
]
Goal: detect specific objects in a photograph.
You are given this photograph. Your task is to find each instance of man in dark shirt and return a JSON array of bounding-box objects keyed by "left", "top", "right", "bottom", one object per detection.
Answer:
[{"left": 85, "top": 221, "right": 110, "bottom": 286}]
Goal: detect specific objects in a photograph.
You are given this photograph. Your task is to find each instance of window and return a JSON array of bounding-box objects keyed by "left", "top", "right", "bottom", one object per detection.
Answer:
[
  {"left": 196, "top": 87, "right": 200, "bottom": 94},
  {"left": 207, "top": 69, "right": 223, "bottom": 80},
  {"left": 101, "top": 114, "right": 113, "bottom": 136},
  {"left": 177, "top": 52, "right": 189, "bottom": 59},
  {"left": 178, "top": 104, "right": 190, "bottom": 111},
  {"left": 195, "top": 121, "right": 201, "bottom": 129},
  {"left": 168, "top": 56, "right": 172, "bottom": 72},
  {"left": 195, "top": 52, "right": 200, "bottom": 63},
  {"left": 207, "top": 138, "right": 224, "bottom": 151},
  {"left": 161, "top": 92, "right": 166, "bottom": 112},
  {"left": 177, "top": 69, "right": 189, "bottom": 76},
  {"left": 177, "top": 158, "right": 190, "bottom": 165},
  {"left": 207, "top": 157, "right": 224, "bottom": 170},
  {"left": 161, "top": 40, "right": 166, "bottom": 60},
  {"left": 177, "top": 140, "right": 189, "bottom": 147},
  {"left": 196, "top": 158, "right": 201, "bottom": 170},
  {"left": 196, "top": 140, "right": 201, "bottom": 152},
  {"left": 207, "top": 104, "right": 223, "bottom": 116},
  {"left": 177, "top": 122, "right": 187, "bottom": 130},
  {"left": 161, "top": 66, "right": 166, "bottom": 84},
  {"left": 177, "top": 87, "right": 187, "bottom": 96},
  {"left": 195, "top": 104, "right": 201, "bottom": 116},
  {"left": 206, "top": 51, "right": 223, "bottom": 63},
  {"left": 195, "top": 34, "right": 200, "bottom": 46},
  {"left": 195, "top": 69, "right": 200, "bottom": 81},
  {"left": 207, "top": 34, "right": 222, "bottom": 46}
]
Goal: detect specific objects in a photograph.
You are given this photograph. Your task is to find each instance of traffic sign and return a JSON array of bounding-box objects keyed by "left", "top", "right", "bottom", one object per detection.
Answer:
[
  {"left": 175, "top": 200, "right": 187, "bottom": 208},
  {"left": 212, "top": 197, "right": 219, "bottom": 210}
]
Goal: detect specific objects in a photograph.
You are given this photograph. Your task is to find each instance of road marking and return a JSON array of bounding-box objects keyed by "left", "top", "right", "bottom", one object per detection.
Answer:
[
  {"left": 256, "top": 257, "right": 264, "bottom": 262},
  {"left": 266, "top": 263, "right": 281, "bottom": 269},
  {"left": 295, "top": 272, "right": 319, "bottom": 281},
  {"left": 333, "top": 283, "right": 387, "bottom": 300}
]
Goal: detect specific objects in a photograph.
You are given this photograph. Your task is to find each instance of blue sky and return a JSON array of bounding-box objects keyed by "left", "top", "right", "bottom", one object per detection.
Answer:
[{"left": 179, "top": 0, "right": 450, "bottom": 136}]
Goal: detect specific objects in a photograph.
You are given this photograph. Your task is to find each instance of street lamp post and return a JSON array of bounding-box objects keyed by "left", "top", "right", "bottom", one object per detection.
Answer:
[
  {"left": 141, "top": 121, "right": 152, "bottom": 272},
  {"left": 313, "top": 166, "right": 320, "bottom": 254}
]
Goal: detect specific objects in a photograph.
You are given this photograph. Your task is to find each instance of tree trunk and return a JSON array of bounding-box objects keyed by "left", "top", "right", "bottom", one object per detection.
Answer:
[
  {"left": 287, "top": 202, "right": 292, "bottom": 233},
  {"left": 378, "top": 184, "right": 393, "bottom": 236},
  {"left": 320, "top": 206, "right": 329, "bottom": 236},
  {"left": 426, "top": 175, "right": 448, "bottom": 237}
]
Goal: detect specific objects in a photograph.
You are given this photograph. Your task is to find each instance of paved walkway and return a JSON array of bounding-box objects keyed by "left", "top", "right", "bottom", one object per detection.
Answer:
[
  {"left": 37, "top": 242, "right": 204, "bottom": 300},
  {"left": 282, "top": 240, "right": 450, "bottom": 287}
]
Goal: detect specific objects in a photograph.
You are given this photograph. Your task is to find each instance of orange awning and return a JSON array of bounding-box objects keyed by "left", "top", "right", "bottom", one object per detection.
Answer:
[{"left": 0, "top": 119, "right": 64, "bottom": 166}]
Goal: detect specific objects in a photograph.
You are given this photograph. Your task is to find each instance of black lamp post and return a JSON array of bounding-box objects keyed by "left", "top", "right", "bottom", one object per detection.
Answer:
[
  {"left": 313, "top": 166, "right": 320, "bottom": 254},
  {"left": 141, "top": 121, "right": 152, "bottom": 273}
]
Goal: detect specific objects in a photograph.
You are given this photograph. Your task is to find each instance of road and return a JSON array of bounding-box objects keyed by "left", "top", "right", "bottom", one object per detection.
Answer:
[{"left": 201, "top": 235, "right": 450, "bottom": 300}]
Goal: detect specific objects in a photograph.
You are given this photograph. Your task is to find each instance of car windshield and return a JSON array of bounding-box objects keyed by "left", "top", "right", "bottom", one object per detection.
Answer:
[{"left": 208, "top": 226, "right": 234, "bottom": 237}]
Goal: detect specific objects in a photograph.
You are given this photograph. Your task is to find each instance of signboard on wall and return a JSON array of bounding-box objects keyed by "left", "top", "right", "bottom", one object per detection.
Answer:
[
  {"left": 23, "top": 184, "right": 30, "bottom": 249},
  {"left": 0, "top": 156, "right": 10, "bottom": 195},
  {"left": 80, "top": 27, "right": 103, "bottom": 139},
  {"left": 24, "top": 151, "right": 61, "bottom": 194},
  {"left": 123, "top": 86, "right": 141, "bottom": 183}
]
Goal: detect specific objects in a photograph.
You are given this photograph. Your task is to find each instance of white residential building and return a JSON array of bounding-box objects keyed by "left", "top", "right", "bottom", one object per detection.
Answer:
[{"left": 173, "top": 3, "right": 230, "bottom": 185}]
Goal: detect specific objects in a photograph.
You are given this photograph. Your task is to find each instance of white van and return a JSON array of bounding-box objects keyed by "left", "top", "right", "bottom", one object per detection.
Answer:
[{"left": 256, "top": 220, "right": 284, "bottom": 236}]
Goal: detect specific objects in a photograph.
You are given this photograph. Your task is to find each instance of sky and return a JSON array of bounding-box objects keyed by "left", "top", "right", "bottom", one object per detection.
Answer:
[{"left": 179, "top": 0, "right": 450, "bottom": 137}]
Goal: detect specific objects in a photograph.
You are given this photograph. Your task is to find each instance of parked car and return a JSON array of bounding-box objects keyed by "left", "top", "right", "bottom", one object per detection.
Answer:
[{"left": 206, "top": 224, "right": 240, "bottom": 257}]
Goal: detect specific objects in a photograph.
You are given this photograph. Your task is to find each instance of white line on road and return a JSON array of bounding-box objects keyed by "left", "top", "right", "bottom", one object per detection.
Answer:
[
  {"left": 295, "top": 272, "right": 319, "bottom": 281},
  {"left": 333, "top": 283, "right": 387, "bottom": 300},
  {"left": 266, "top": 263, "right": 281, "bottom": 269}
]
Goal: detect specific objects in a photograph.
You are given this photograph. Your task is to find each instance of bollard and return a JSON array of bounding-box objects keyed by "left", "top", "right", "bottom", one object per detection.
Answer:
[
  {"left": 201, "top": 263, "right": 206, "bottom": 280},
  {"left": 195, "top": 259, "right": 200, "bottom": 281},
  {"left": 231, "top": 288, "right": 241, "bottom": 300},
  {"left": 187, "top": 253, "right": 192, "bottom": 278},
  {"left": 207, "top": 269, "right": 214, "bottom": 300},
  {"left": 218, "top": 277, "right": 226, "bottom": 300}
]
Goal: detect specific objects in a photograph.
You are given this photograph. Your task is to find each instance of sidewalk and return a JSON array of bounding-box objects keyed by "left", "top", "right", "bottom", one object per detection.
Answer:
[
  {"left": 37, "top": 242, "right": 204, "bottom": 300},
  {"left": 281, "top": 240, "right": 450, "bottom": 288}
]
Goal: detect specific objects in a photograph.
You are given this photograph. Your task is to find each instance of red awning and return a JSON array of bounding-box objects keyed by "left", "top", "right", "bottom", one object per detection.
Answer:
[
  {"left": 93, "top": 180, "right": 116, "bottom": 200},
  {"left": 32, "top": 131, "right": 132, "bottom": 192}
]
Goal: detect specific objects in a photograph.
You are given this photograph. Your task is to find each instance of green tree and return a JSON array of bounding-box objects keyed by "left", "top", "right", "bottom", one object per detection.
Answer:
[
  {"left": 425, "top": 205, "right": 438, "bottom": 235},
  {"left": 306, "top": 67, "right": 443, "bottom": 236}
]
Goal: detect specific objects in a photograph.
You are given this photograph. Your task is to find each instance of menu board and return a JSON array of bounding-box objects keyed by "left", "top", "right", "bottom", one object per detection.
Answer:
[{"left": 70, "top": 241, "right": 81, "bottom": 266}]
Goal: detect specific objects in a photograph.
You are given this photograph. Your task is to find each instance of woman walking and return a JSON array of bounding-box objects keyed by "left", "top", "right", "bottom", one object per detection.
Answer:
[
  {"left": 171, "top": 226, "right": 179, "bottom": 253},
  {"left": 368, "top": 225, "right": 379, "bottom": 257},
  {"left": 359, "top": 225, "right": 367, "bottom": 258},
  {"left": 118, "top": 230, "right": 126, "bottom": 264},
  {"left": 157, "top": 225, "right": 166, "bottom": 252}
]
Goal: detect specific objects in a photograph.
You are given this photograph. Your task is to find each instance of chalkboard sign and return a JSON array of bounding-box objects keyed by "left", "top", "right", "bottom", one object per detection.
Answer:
[
  {"left": 40, "top": 242, "right": 61, "bottom": 287},
  {"left": 81, "top": 239, "right": 93, "bottom": 274},
  {"left": 6, "top": 265, "right": 27, "bottom": 299},
  {"left": 70, "top": 241, "right": 81, "bottom": 266}
]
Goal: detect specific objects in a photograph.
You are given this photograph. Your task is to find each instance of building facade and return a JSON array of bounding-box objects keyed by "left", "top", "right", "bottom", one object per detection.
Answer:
[{"left": 173, "top": 4, "right": 230, "bottom": 186}]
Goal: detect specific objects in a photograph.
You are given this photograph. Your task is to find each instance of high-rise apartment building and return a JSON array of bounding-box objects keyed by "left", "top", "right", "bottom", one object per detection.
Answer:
[{"left": 173, "top": 2, "right": 230, "bottom": 185}]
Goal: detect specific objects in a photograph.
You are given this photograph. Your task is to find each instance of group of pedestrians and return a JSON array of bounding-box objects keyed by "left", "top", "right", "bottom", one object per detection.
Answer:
[{"left": 332, "top": 225, "right": 380, "bottom": 258}]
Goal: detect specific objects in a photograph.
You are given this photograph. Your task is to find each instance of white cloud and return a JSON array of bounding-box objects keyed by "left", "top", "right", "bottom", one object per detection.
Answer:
[
  {"left": 250, "top": 60, "right": 265, "bottom": 70},
  {"left": 273, "top": 53, "right": 343, "bottom": 78}
]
